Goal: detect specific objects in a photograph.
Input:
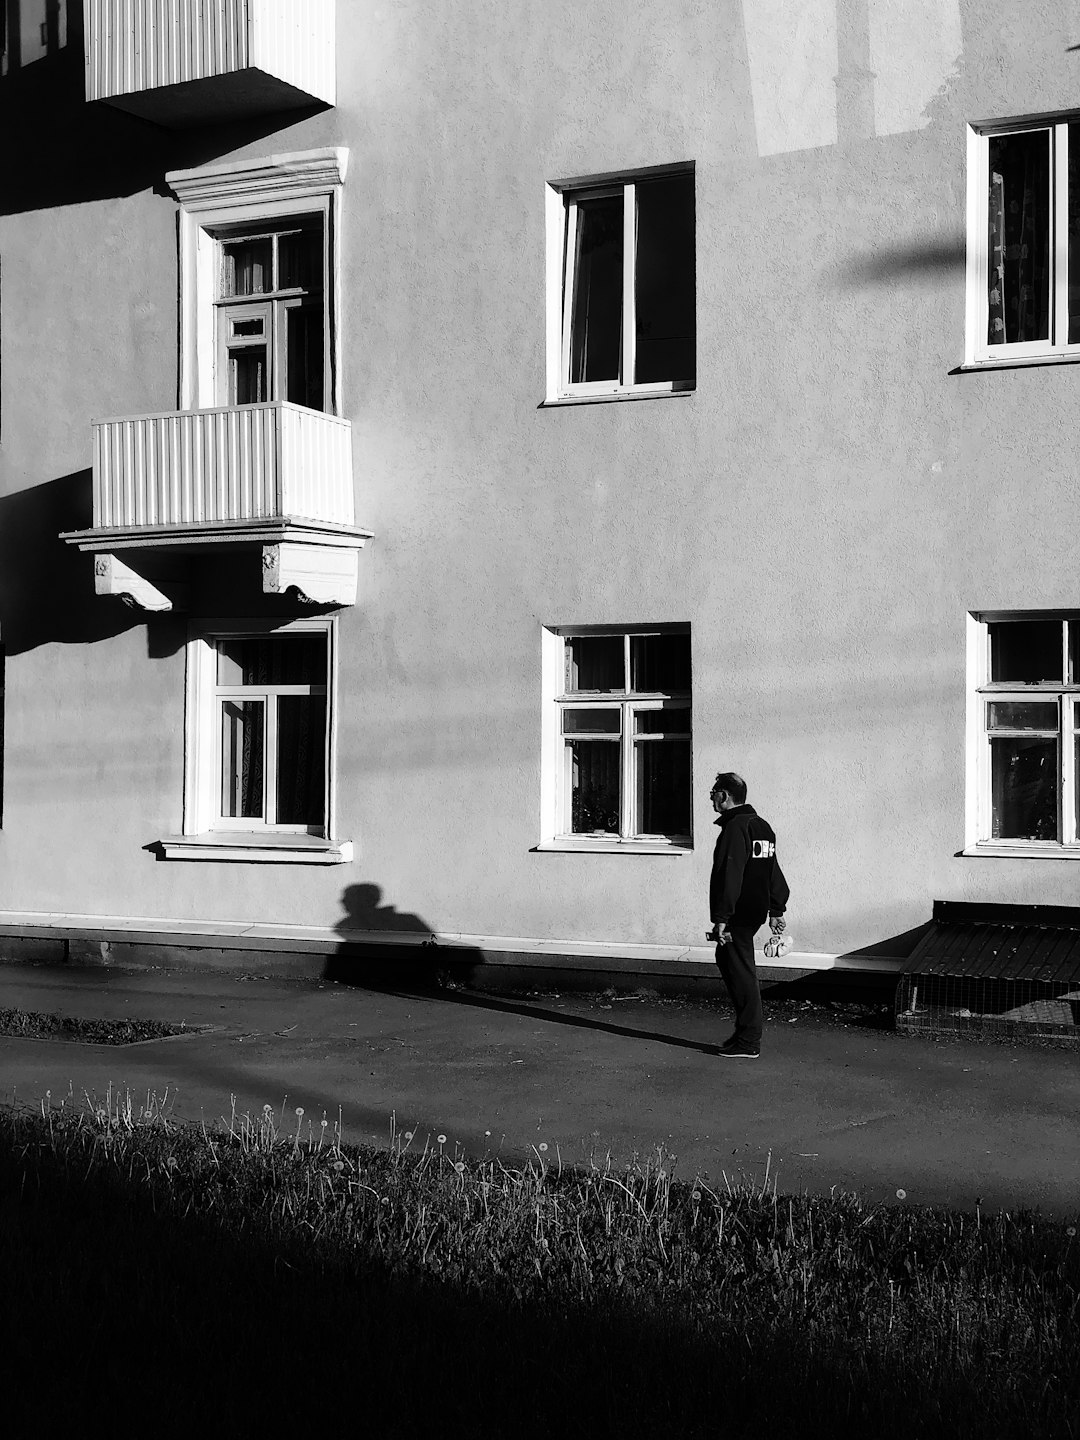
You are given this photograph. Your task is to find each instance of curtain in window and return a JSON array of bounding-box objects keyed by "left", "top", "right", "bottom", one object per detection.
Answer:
[
  {"left": 987, "top": 132, "right": 1050, "bottom": 345},
  {"left": 277, "top": 695, "right": 326, "bottom": 827},
  {"left": 569, "top": 741, "right": 620, "bottom": 833},
  {"left": 221, "top": 700, "right": 264, "bottom": 820}
]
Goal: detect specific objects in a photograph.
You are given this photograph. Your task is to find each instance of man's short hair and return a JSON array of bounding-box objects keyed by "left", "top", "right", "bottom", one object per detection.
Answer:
[{"left": 713, "top": 772, "right": 747, "bottom": 805}]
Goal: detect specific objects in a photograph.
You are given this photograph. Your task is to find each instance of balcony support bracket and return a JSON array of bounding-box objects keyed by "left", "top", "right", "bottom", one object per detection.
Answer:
[
  {"left": 94, "top": 554, "right": 177, "bottom": 612},
  {"left": 262, "top": 542, "right": 359, "bottom": 607}
]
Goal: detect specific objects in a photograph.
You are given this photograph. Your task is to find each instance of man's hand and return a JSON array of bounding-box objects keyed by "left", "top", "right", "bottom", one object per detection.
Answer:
[
  {"left": 707, "top": 923, "right": 730, "bottom": 946},
  {"left": 769, "top": 915, "right": 787, "bottom": 936}
]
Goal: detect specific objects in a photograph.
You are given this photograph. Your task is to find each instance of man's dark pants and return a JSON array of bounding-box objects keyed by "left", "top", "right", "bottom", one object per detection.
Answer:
[{"left": 715, "top": 924, "right": 763, "bottom": 1047}]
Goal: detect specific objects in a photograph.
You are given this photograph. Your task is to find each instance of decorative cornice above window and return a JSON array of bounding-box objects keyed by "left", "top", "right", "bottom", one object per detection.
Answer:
[{"left": 166, "top": 147, "right": 349, "bottom": 210}]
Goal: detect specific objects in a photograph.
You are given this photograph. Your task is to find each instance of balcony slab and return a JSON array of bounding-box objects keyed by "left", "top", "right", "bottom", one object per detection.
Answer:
[{"left": 84, "top": 0, "right": 336, "bottom": 127}]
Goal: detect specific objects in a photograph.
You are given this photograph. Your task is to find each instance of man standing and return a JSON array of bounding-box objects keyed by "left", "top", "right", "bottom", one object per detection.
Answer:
[{"left": 707, "top": 772, "right": 790, "bottom": 1059}]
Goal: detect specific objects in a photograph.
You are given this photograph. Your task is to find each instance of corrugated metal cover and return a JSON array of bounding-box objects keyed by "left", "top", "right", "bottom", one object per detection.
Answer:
[{"left": 904, "top": 903, "right": 1080, "bottom": 984}]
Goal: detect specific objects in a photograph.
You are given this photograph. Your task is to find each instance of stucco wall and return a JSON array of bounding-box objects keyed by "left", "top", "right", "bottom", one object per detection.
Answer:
[{"left": 3, "top": 0, "right": 1080, "bottom": 957}]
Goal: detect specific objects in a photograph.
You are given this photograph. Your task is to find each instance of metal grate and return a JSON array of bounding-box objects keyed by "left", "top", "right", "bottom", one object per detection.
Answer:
[{"left": 895, "top": 902, "right": 1080, "bottom": 1044}]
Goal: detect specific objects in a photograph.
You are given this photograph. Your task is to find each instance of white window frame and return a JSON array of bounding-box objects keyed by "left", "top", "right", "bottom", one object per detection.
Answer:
[
  {"left": 215, "top": 220, "right": 325, "bottom": 408},
  {"left": 167, "top": 149, "right": 348, "bottom": 413},
  {"left": 173, "top": 616, "right": 350, "bottom": 864},
  {"left": 965, "top": 611, "right": 1080, "bottom": 856},
  {"left": 539, "top": 625, "right": 692, "bottom": 854},
  {"left": 965, "top": 117, "right": 1080, "bottom": 366},
  {"left": 544, "top": 163, "right": 695, "bottom": 403}
]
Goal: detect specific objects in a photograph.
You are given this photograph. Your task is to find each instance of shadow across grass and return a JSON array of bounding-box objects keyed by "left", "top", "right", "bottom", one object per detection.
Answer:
[{"left": 1, "top": 1098, "right": 1077, "bottom": 1438}]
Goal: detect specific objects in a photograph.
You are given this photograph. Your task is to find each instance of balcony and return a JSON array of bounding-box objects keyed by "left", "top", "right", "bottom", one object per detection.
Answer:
[
  {"left": 62, "top": 403, "right": 371, "bottom": 609},
  {"left": 83, "top": 0, "right": 336, "bottom": 127}
]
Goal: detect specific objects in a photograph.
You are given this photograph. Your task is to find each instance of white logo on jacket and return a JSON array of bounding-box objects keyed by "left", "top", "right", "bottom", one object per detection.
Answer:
[{"left": 751, "top": 839, "right": 775, "bottom": 858}]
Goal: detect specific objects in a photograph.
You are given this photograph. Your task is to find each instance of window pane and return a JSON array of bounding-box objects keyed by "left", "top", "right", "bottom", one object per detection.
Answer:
[
  {"left": 568, "top": 740, "right": 620, "bottom": 834},
  {"left": 562, "top": 708, "right": 621, "bottom": 734},
  {"left": 634, "top": 707, "right": 691, "bottom": 735},
  {"left": 1069, "top": 126, "right": 1080, "bottom": 344},
  {"left": 636, "top": 739, "right": 691, "bottom": 835},
  {"left": 989, "top": 620, "right": 1062, "bottom": 683},
  {"left": 279, "top": 228, "right": 322, "bottom": 292},
  {"left": 634, "top": 175, "right": 695, "bottom": 384},
  {"left": 986, "top": 701, "right": 1058, "bottom": 730},
  {"left": 990, "top": 735, "right": 1058, "bottom": 840},
  {"left": 566, "top": 635, "right": 624, "bottom": 692},
  {"left": 286, "top": 304, "right": 325, "bottom": 410},
  {"left": 630, "top": 633, "right": 691, "bottom": 692},
  {"left": 1069, "top": 621, "right": 1080, "bottom": 684},
  {"left": 231, "top": 317, "right": 264, "bottom": 338},
  {"left": 230, "top": 348, "right": 267, "bottom": 405},
  {"left": 987, "top": 130, "right": 1050, "bottom": 345},
  {"left": 218, "top": 635, "right": 327, "bottom": 687},
  {"left": 221, "top": 700, "right": 264, "bottom": 819},
  {"left": 222, "top": 239, "right": 272, "bottom": 298},
  {"left": 276, "top": 695, "right": 326, "bottom": 827},
  {"left": 568, "top": 195, "right": 623, "bottom": 383}
]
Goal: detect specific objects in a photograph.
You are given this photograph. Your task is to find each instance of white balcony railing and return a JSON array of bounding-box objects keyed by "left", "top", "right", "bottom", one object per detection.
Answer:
[
  {"left": 84, "top": 0, "right": 335, "bottom": 125},
  {"left": 91, "top": 402, "right": 355, "bottom": 533}
]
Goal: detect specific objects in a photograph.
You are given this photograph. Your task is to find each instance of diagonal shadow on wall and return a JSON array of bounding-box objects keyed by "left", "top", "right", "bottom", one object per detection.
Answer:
[
  {"left": 0, "top": 470, "right": 139, "bottom": 655},
  {"left": 0, "top": 0, "right": 328, "bottom": 219}
]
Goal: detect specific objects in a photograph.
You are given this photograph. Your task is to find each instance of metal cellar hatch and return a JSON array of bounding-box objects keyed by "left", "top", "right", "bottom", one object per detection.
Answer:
[{"left": 895, "top": 901, "right": 1080, "bottom": 1045}]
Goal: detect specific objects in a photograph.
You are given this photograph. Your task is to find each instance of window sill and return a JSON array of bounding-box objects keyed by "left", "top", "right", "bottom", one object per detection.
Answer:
[
  {"left": 955, "top": 353, "right": 1080, "bottom": 374},
  {"left": 159, "top": 834, "right": 353, "bottom": 864},
  {"left": 959, "top": 844, "right": 1080, "bottom": 861},
  {"left": 534, "top": 839, "right": 691, "bottom": 855},
  {"left": 538, "top": 388, "right": 694, "bottom": 409}
]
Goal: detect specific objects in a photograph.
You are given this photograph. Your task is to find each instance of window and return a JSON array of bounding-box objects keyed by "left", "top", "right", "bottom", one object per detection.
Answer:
[
  {"left": 541, "top": 627, "right": 692, "bottom": 850},
  {"left": 0, "top": 641, "right": 5, "bottom": 828},
  {"left": 168, "top": 148, "right": 347, "bottom": 414},
  {"left": 966, "top": 119, "right": 1080, "bottom": 364},
  {"left": 170, "top": 618, "right": 350, "bottom": 863},
  {"left": 967, "top": 613, "right": 1080, "bottom": 852},
  {"left": 215, "top": 218, "right": 325, "bottom": 409},
  {"left": 546, "top": 167, "right": 695, "bottom": 400}
]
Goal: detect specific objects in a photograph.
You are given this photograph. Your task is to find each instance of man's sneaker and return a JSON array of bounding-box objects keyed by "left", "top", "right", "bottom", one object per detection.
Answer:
[{"left": 718, "top": 1039, "right": 760, "bottom": 1059}]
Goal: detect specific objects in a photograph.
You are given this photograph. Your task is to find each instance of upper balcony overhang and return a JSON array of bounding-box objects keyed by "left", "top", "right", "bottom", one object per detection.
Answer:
[
  {"left": 83, "top": 0, "right": 336, "bottom": 128},
  {"left": 61, "top": 402, "right": 372, "bottom": 609}
]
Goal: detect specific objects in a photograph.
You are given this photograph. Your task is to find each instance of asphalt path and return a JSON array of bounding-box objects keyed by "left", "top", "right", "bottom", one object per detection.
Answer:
[{"left": 1, "top": 963, "right": 1078, "bottom": 1217}]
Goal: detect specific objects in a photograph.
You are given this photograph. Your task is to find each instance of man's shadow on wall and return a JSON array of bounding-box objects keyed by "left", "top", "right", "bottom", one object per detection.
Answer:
[{"left": 326, "top": 882, "right": 722, "bottom": 1056}]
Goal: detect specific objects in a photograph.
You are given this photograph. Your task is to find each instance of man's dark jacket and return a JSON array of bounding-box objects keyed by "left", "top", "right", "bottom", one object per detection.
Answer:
[{"left": 710, "top": 804, "right": 790, "bottom": 929}]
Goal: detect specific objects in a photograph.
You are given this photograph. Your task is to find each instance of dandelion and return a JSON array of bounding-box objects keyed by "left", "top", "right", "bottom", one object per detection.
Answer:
[
  {"left": 1067, "top": 1227, "right": 1077, "bottom": 1238},
  {"left": 167, "top": 1156, "right": 178, "bottom": 1171},
  {"left": 263, "top": 1104, "right": 273, "bottom": 1115},
  {"left": 538, "top": 1143, "right": 548, "bottom": 1153},
  {"left": 404, "top": 1131, "right": 414, "bottom": 1141},
  {"left": 295, "top": 1107, "right": 305, "bottom": 1119},
  {"left": 484, "top": 1130, "right": 491, "bottom": 1137},
  {"left": 454, "top": 1162, "right": 465, "bottom": 1174},
  {"left": 692, "top": 1190, "right": 702, "bottom": 1203},
  {"left": 321, "top": 1118, "right": 328, "bottom": 1128},
  {"left": 896, "top": 1189, "right": 907, "bottom": 1201},
  {"left": 333, "top": 1160, "right": 345, "bottom": 1173},
  {"left": 437, "top": 1134, "right": 447, "bottom": 1145}
]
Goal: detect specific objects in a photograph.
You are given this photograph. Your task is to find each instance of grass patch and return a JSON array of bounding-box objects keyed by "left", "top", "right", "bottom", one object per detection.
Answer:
[
  {"left": 0, "top": 1007, "right": 187, "bottom": 1044},
  {"left": 2, "top": 1091, "right": 1077, "bottom": 1438}
]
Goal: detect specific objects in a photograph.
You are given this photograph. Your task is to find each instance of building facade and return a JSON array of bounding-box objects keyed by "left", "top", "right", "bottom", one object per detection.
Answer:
[{"left": 1, "top": 0, "right": 1078, "bottom": 979}]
